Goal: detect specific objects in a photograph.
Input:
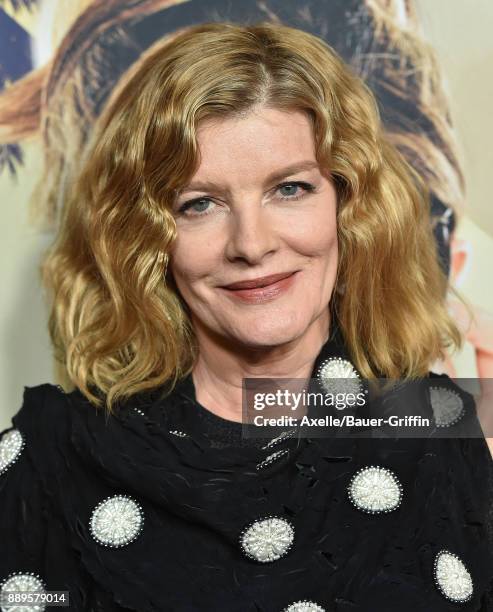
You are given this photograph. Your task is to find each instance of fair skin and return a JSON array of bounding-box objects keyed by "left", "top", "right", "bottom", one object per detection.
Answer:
[
  {"left": 168, "top": 104, "right": 491, "bottom": 457},
  {"left": 168, "top": 106, "right": 339, "bottom": 422}
]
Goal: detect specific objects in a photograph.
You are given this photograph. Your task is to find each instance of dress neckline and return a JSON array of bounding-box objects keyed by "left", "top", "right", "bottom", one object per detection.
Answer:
[{"left": 158, "top": 315, "right": 350, "bottom": 448}]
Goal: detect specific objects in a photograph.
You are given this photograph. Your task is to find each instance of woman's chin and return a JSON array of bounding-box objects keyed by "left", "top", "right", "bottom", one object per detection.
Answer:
[{"left": 222, "top": 320, "right": 307, "bottom": 350}]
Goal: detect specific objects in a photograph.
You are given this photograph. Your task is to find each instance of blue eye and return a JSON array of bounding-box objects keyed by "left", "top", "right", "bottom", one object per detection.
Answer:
[
  {"left": 177, "top": 181, "right": 316, "bottom": 218},
  {"left": 279, "top": 184, "right": 299, "bottom": 198},
  {"left": 179, "top": 198, "right": 212, "bottom": 215},
  {"left": 277, "top": 181, "right": 315, "bottom": 200}
]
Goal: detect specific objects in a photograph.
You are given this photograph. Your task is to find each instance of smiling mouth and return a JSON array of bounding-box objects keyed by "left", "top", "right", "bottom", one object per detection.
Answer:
[
  {"left": 221, "top": 271, "right": 298, "bottom": 291},
  {"left": 219, "top": 271, "right": 300, "bottom": 303}
]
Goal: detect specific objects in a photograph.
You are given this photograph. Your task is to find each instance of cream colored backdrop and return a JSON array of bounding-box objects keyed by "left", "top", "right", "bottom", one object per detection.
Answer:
[{"left": 1, "top": 0, "right": 492, "bottom": 429}]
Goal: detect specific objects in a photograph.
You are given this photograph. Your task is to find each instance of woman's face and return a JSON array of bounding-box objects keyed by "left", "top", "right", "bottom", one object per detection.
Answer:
[{"left": 168, "top": 106, "right": 339, "bottom": 351}]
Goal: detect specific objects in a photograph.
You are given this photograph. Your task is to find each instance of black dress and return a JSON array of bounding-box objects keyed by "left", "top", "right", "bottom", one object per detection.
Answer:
[{"left": 1, "top": 323, "right": 492, "bottom": 612}]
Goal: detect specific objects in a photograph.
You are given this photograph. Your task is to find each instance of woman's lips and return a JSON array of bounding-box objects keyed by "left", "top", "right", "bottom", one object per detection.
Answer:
[
  {"left": 222, "top": 271, "right": 296, "bottom": 290},
  {"left": 219, "top": 271, "right": 299, "bottom": 304}
]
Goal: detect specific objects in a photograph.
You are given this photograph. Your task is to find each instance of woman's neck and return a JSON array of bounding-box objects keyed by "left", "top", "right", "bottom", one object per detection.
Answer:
[{"left": 191, "top": 312, "right": 331, "bottom": 423}]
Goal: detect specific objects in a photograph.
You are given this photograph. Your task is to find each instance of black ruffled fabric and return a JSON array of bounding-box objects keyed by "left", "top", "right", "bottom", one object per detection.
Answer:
[{"left": 1, "top": 322, "right": 492, "bottom": 611}]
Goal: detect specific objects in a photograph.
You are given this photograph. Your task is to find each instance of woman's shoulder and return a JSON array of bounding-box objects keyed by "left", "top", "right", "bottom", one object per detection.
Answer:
[
  {"left": 0, "top": 385, "right": 70, "bottom": 479},
  {"left": 6, "top": 383, "right": 74, "bottom": 437},
  {"left": 426, "top": 370, "right": 493, "bottom": 459},
  {"left": 1, "top": 382, "right": 100, "bottom": 479}
]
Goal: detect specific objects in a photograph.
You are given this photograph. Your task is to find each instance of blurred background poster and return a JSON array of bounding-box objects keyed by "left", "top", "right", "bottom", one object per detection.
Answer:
[{"left": 1, "top": 0, "right": 492, "bottom": 428}]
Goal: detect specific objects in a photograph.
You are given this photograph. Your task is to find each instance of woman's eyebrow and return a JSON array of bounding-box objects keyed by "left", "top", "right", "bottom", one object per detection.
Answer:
[{"left": 177, "top": 160, "right": 320, "bottom": 195}]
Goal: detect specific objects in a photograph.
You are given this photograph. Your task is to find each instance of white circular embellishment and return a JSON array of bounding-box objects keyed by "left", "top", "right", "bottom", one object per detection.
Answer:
[
  {"left": 347, "top": 465, "right": 403, "bottom": 513},
  {"left": 0, "top": 571, "right": 46, "bottom": 611},
  {"left": 316, "top": 357, "right": 362, "bottom": 398},
  {"left": 429, "top": 386, "right": 465, "bottom": 427},
  {"left": 283, "top": 600, "right": 326, "bottom": 612},
  {"left": 89, "top": 494, "right": 144, "bottom": 548},
  {"left": 0, "top": 429, "right": 25, "bottom": 476},
  {"left": 239, "top": 516, "right": 294, "bottom": 563},
  {"left": 433, "top": 550, "right": 474, "bottom": 603},
  {"left": 256, "top": 448, "right": 289, "bottom": 471}
]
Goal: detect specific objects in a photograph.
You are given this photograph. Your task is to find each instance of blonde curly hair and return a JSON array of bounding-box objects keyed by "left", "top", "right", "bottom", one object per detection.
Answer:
[{"left": 21, "top": 20, "right": 464, "bottom": 413}]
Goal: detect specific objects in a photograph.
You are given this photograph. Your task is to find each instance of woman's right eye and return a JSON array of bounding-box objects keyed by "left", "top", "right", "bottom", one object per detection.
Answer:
[{"left": 178, "top": 197, "right": 215, "bottom": 217}]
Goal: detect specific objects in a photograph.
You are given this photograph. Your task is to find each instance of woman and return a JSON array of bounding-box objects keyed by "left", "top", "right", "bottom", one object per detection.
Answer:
[
  {"left": 1, "top": 0, "right": 485, "bottom": 378},
  {"left": 0, "top": 21, "right": 491, "bottom": 612}
]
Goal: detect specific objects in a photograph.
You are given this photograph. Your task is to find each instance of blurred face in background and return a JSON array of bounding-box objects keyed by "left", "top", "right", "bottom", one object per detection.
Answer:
[{"left": 169, "top": 106, "right": 339, "bottom": 353}]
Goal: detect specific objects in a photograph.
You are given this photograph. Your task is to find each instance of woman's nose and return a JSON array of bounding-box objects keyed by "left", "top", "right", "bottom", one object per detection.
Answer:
[{"left": 224, "top": 203, "right": 280, "bottom": 264}]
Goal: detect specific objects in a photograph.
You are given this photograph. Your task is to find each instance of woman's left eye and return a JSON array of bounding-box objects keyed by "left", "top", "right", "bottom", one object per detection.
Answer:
[{"left": 277, "top": 181, "right": 315, "bottom": 200}]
